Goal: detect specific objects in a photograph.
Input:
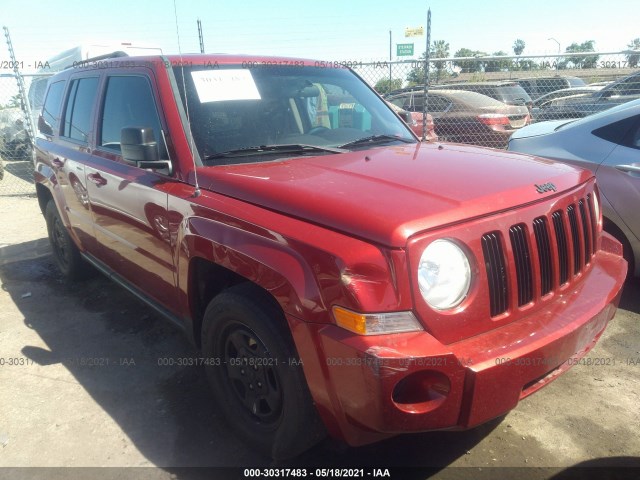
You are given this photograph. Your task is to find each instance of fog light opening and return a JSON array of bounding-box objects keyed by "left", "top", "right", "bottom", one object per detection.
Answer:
[{"left": 392, "top": 370, "right": 451, "bottom": 413}]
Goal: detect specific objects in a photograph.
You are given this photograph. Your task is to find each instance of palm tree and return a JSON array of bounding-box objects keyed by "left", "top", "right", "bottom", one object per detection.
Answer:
[
  {"left": 430, "top": 40, "right": 450, "bottom": 83},
  {"left": 513, "top": 39, "right": 526, "bottom": 56}
]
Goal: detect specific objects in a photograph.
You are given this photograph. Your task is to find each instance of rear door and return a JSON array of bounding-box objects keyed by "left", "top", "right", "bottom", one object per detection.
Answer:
[
  {"left": 47, "top": 75, "right": 100, "bottom": 253},
  {"left": 86, "top": 71, "right": 180, "bottom": 312},
  {"left": 596, "top": 114, "right": 640, "bottom": 241}
]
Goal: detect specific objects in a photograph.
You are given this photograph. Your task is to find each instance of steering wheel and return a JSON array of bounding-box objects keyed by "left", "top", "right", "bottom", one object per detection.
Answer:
[{"left": 307, "top": 126, "right": 330, "bottom": 136}]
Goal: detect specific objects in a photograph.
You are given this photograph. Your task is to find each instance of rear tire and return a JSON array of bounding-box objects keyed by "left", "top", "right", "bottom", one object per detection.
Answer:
[
  {"left": 45, "top": 200, "right": 88, "bottom": 281},
  {"left": 201, "top": 283, "right": 326, "bottom": 459}
]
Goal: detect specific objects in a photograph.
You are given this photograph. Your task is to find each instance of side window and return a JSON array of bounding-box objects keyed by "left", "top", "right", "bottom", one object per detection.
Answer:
[
  {"left": 39, "top": 80, "right": 66, "bottom": 134},
  {"left": 592, "top": 115, "right": 640, "bottom": 146},
  {"left": 425, "top": 95, "right": 451, "bottom": 113},
  {"left": 610, "top": 75, "right": 640, "bottom": 96},
  {"left": 388, "top": 97, "right": 406, "bottom": 108},
  {"left": 519, "top": 80, "right": 534, "bottom": 96},
  {"left": 62, "top": 77, "right": 99, "bottom": 142},
  {"left": 538, "top": 79, "right": 562, "bottom": 96},
  {"left": 100, "top": 76, "right": 167, "bottom": 157}
]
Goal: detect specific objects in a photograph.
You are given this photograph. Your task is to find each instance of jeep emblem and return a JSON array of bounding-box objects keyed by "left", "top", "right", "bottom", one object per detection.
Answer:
[{"left": 535, "top": 182, "right": 557, "bottom": 194}]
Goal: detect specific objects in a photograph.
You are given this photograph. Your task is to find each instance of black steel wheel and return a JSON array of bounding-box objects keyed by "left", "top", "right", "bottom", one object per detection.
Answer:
[
  {"left": 45, "top": 200, "right": 87, "bottom": 280},
  {"left": 202, "top": 283, "right": 326, "bottom": 459}
]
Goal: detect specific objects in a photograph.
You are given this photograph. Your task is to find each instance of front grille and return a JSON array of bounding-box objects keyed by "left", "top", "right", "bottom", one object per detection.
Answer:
[
  {"left": 481, "top": 232, "right": 508, "bottom": 317},
  {"left": 509, "top": 224, "right": 533, "bottom": 306},
  {"left": 483, "top": 196, "right": 598, "bottom": 317}
]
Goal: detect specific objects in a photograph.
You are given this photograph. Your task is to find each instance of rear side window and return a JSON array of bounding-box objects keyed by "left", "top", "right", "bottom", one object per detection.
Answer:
[
  {"left": 495, "top": 85, "right": 531, "bottom": 105},
  {"left": 40, "top": 80, "right": 65, "bottom": 134},
  {"left": 62, "top": 77, "right": 99, "bottom": 142},
  {"left": 518, "top": 80, "right": 534, "bottom": 96},
  {"left": 592, "top": 115, "right": 639, "bottom": 145},
  {"left": 100, "top": 76, "right": 167, "bottom": 157},
  {"left": 425, "top": 95, "right": 452, "bottom": 112}
]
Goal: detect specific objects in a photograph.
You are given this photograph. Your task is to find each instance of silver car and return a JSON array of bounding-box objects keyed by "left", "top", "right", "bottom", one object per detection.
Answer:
[{"left": 508, "top": 99, "right": 640, "bottom": 277}]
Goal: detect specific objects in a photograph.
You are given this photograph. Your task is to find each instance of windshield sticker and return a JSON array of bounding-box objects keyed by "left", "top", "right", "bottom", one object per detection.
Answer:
[{"left": 191, "top": 69, "right": 261, "bottom": 102}]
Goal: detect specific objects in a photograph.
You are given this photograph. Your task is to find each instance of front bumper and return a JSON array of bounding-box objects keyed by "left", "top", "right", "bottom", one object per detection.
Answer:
[{"left": 288, "top": 234, "right": 626, "bottom": 446}]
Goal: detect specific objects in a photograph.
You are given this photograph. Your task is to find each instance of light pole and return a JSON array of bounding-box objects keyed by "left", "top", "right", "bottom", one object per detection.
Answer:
[{"left": 548, "top": 37, "right": 560, "bottom": 71}]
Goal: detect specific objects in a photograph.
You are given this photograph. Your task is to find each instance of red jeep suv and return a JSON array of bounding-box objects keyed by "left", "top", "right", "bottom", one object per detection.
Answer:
[{"left": 33, "top": 54, "right": 626, "bottom": 459}]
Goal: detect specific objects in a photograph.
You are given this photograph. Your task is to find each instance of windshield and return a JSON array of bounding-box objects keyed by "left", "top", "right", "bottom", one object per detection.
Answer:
[{"left": 173, "top": 64, "right": 415, "bottom": 164}]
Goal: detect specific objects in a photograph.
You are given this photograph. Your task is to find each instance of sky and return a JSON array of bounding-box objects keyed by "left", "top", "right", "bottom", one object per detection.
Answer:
[{"left": 0, "top": 0, "right": 639, "bottom": 73}]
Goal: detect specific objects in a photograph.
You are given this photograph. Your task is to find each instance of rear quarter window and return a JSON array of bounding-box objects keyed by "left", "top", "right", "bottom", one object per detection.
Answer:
[
  {"left": 591, "top": 115, "right": 639, "bottom": 145},
  {"left": 40, "top": 80, "right": 66, "bottom": 134}
]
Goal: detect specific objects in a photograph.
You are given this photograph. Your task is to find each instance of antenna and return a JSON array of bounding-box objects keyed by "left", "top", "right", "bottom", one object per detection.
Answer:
[
  {"left": 197, "top": 19, "right": 205, "bottom": 54},
  {"left": 173, "top": 0, "right": 201, "bottom": 198}
]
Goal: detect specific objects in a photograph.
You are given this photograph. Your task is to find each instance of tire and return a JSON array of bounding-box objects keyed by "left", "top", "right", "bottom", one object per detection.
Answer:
[
  {"left": 0, "top": 157, "right": 4, "bottom": 181},
  {"left": 202, "top": 283, "right": 326, "bottom": 459},
  {"left": 45, "top": 200, "right": 88, "bottom": 281}
]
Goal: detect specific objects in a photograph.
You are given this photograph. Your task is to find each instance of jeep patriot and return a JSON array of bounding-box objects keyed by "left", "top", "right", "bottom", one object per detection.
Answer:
[{"left": 33, "top": 54, "right": 627, "bottom": 458}]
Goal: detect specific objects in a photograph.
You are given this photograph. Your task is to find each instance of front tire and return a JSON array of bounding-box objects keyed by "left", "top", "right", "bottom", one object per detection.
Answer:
[
  {"left": 45, "top": 200, "right": 87, "bottom": 281},
  {"left": 202, "top": 283, "right": 326, "bottom": 459}
]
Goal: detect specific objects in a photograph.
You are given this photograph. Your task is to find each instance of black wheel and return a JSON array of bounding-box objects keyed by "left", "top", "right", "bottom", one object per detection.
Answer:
[
  {"left": 45, "top": 200, "right": 87, "bottom": 281},
  {"left": 202, "top": 283, "right": 326, "bottom": 459}
]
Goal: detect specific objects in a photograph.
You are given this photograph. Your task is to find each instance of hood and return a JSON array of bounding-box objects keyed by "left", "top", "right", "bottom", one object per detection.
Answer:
[
  {"left": 509, "top": 119, "right": 573, "bottom": 140},
  {"left": 196, "top": 142, "right": 591, "bottom": 247}
]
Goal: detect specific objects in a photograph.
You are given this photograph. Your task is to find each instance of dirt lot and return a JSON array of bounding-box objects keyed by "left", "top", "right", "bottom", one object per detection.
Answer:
[{"left": 1, "top": 196, "right": 639, "bottom": 480}]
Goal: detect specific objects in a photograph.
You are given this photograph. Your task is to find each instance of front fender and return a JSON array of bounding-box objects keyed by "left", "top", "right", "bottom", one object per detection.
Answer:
[{"left": 179, "top": 216, "right": 327, "bottom": 322}]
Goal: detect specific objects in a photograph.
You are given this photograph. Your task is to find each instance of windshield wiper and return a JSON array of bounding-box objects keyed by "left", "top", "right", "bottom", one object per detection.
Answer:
[
  {"left": 205, "top": 144, "right": 346, "bottom": 161},
  {"left": 338, "top": 134, "right": 414, "bottom": 149}
]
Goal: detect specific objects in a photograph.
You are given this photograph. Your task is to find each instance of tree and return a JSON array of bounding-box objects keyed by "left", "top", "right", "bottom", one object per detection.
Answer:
[
  {"left": 513, "top": 39, "right": 526, "bottom": 56},
  {"left": 561, "top": 40, "right": 599, "bottom": 69},
  {"left": 453, "top": 48, "right": 487, "bottom": 73},
  {"left": 627, "top": 38, "right": 640, "bottom": 68},
  {"left": 1, "top": 93, "right": 23, "bottom": 109},
  {"left": 374, "top": 78, "right": 403, "bottom": 94},
  {"left": 430, "top": 40, "right": 450, "bottom": 83},
  {"left": 485, "top": 51, "right": 511, "bottom": 72},
  {"left": 406, "top": 52, "right": 427, "bottom": 85},
  {"left": 405, "top": 40, "right": 451, "bottom": 86}
]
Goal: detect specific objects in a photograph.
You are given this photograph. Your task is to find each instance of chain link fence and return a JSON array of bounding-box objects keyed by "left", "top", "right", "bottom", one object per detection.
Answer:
[
  {"left": 0, "top": 73, "right": 38, "bottom": 197},
  {"left": 356, "top": 51, "right": 640, "bottom": 148},
  {"left": 0, "top": 50, "right": 638, "bottom": 199}
]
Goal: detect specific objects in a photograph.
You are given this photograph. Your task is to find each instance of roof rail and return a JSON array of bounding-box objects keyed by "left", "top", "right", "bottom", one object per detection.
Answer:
[{"left": 63, "top": 51, "right": 129, "bottom": 70}]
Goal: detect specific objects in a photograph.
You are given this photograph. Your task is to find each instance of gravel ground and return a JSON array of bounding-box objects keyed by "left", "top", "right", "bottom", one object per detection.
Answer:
[{"left": 0, "top": 196, "right": 639, "bottom": 480}]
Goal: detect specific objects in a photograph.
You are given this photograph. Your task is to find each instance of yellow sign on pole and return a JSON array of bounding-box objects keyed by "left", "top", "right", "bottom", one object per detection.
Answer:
[{"left": 404, "top": 26, "right": 424, "bottom": 38}]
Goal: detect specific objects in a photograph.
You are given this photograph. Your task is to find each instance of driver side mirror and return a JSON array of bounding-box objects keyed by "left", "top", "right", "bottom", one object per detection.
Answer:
[{"left": 121, "top": 127, "right": 172, "bottom": 174}]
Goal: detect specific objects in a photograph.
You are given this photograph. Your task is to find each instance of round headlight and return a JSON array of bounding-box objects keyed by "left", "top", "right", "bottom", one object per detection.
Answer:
[{"left": 418, "top": 239, "right": 471, "bottom": 310}]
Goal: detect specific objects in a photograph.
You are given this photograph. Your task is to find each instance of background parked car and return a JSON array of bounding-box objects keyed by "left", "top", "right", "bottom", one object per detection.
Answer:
[
  {"left": 508, "top": 99, "right": 640, "bottom": 277},
  {"left": 0, "top": 108, "right": 31, "bottom": 161},
  {"left": 533, "top": 71, "right": 640, "bottom": 122},
  {"left": 386, "top": 101, "right": 437, "bottom": 140},
  {"left": 431, "top": 81, "right": 533, "bottom": 110},
  {"left": 514, "top": 76, "right": 586, "bottom": 100},
  {"left": 531, "top": 86, "right": 606, "bottom": 122},
  {"left": 386, "top": 89, "right": 530, "bottom": 148}
]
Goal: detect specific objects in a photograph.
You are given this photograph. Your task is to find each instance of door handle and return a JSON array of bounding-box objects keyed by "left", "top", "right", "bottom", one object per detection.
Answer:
[
  {"left": 51, "top": 158, "right": 64, "bottom": 168},
  {"left": 87, "top": 173, "right": 107, "bottom": 186},
  {"left": 615, "top": 164, "right": 640, "bottom": 175}
]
